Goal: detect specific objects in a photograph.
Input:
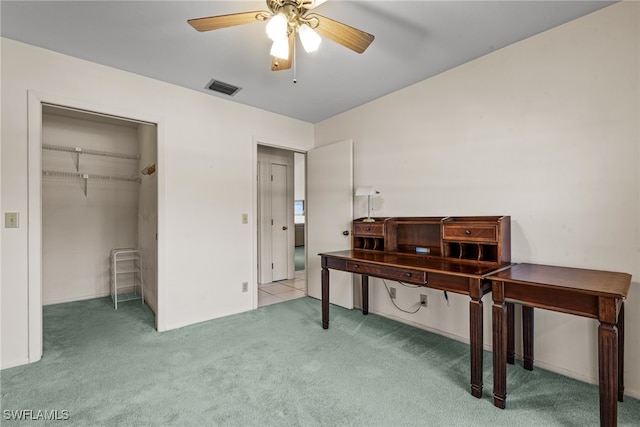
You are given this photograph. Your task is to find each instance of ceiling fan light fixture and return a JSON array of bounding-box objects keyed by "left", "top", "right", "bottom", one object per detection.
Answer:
[
  {"left": 270, "top": 37, "right": 289, "bottom": 60},
  {"left": 266, "top": 13, "right": 288, "bottom": 41},
  {"left": 188, "top": 0, "right": 375, "bottom": 72},
  {"left": 298, "top": 23, "right": 321, "bottom": 53}
]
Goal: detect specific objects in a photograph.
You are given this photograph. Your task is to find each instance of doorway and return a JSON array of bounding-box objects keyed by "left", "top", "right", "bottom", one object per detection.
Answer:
[
  {"left": 41, "top": 105, "right": 158, "bottom": 317},
  {"left": 26, "top": 91, "right": 165, "bottom": 364},
  {"left": 257, "top": 146, "right": 306, "bottom": 306}
]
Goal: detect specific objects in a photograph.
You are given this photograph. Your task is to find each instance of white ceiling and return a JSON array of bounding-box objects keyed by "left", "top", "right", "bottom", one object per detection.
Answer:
[{"left": 1, "top": 1, "right": 616, "bottom": 123}]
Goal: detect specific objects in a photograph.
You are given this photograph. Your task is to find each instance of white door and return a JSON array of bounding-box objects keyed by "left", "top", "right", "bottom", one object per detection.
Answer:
[
  {"left": 306, "top": 140, "right": 353, "bottom": 309},
  {"left": 271, "top": 163, "right": 288, "bottom": 281}
]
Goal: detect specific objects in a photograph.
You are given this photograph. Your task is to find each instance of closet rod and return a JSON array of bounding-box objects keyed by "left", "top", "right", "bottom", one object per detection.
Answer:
[
  {"left": 42, "top": 170, "right": 141, "bottom": 183},
  {"left": 42, "top": 143, "right": 141, "bottom": 160}
]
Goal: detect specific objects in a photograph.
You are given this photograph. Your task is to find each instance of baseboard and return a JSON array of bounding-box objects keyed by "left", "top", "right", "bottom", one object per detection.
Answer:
[
  {"left": 43, "top": 291, "right": 111, "bottom": 306},
  {"left": 365, "top": 306, "right": 474, "bottom": 347},
  {"left": 0, "top": 357, "right": 30, "bottom": 370},
  {"left": 361, "top": 306, "right": 640, "bottom": 400}
]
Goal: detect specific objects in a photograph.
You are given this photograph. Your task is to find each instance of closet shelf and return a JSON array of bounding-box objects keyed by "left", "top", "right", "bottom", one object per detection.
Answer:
[
  {"left": 43, "top": 169, "right": 140, "bottom": 197},
  {"left": 43, "top": 143, "right": 141, "bottom": 160},
  {"left": 43, "top": 143, "right": 140, "bottom": 174},
  {"left": 42, "top": 170, "right": 141, "bottom": 182}
]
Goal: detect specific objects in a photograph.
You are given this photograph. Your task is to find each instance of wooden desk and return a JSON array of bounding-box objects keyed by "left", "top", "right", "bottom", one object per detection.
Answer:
[
  {"left": 320, "top": 249, "right": 507, "bottom": 398},
  {"left": 489, "top": 263, "right": 631, "bottom": 427}
]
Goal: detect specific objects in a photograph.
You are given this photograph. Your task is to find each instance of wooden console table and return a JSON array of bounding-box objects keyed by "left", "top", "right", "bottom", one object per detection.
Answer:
[
  {"left": 320, "top": 216, "right": 511, "bottom": 398},
  {"left": 489, "top": 263, "right": 631, "bottom": 427}
]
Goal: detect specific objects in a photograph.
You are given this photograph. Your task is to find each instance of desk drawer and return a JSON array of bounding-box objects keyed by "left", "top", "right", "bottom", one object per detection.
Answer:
[
  {"left": 354, "top": 222, "right": 384, "bottom": 237},
  {"left": 346, "top": 261, "right": 426, "bottom": 285},
  {"left": 443, "top": 224, "right": 497, "bottom": 242}
]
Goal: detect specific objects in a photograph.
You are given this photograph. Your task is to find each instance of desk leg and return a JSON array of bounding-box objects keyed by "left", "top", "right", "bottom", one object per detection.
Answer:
[
  {"left": 598, "top": 296, "right": 621, "bottom": 427},
  {"left": 523, "top": 305, "right": 534, "bottom": 371},
  {"left": 469, "top": 288, "right": 483, "bottom": 398},
  {"left": 598, "top": 319, "right": 618, "bottom": 427},
  {"left": 492, "top": 281, "right": 508, "bottom": 409},
  {"left": 618, "top": 302, "right": 625, "bottom": 402},
  {"left": 321, "top": 266, "right": 329, "bottom": 329},
  {"left": 507, "top": 302, "right": 515, "bottom": 365},
  {"left": 361, "top": 275, "right": 369, "bottom": 315}
]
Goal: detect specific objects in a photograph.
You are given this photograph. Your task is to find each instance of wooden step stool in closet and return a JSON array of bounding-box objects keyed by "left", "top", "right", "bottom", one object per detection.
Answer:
[{"left": 110, "top": 248, "right": 144, "bottom": 309}]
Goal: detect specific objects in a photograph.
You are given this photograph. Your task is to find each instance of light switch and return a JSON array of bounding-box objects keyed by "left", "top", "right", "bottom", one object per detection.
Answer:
[
  {"left": 5, "top": 212, "right": 19, "bottom": 228},
  {"left": 242, "top": 213, "right": 248, "bottom": 224}
]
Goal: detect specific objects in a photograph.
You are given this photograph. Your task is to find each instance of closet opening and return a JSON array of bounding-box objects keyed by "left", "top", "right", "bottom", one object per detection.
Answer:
[
  {"left": 41, "top": 104, "right": 158, "bottom": 328},
  {"left": 256, "top": 145, "right": 306, "bottom": 307}
]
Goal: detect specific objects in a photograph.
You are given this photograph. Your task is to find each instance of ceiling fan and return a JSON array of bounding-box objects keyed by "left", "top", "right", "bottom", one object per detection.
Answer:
[{"left": 188, "top": 0, "right": 375, "bottom": 71}]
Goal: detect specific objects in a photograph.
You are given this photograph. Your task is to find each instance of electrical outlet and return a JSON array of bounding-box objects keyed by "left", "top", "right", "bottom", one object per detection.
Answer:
[
  {"left": 242, "top": 282, "right": 248, "bottom": 292},
  {"left": 5, "top": 212, "right": 19, "bottom": 228},
  {"left": 390, "top": 287, "right": 396, "bottom": 299},
  {"left": 420, "top": 294, "right": 428, "bottom": 307}
]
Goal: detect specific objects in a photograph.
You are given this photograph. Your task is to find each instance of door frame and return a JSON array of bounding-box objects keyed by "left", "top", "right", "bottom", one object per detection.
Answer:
[
  {"left": 253, "top": 138, "right": 306, "bottom": 308},
  {"left": 27, "top": 90, "right": 166, "bottom": 363},
  {"left": 256, "top": 144, "right": 296, "bottom": 284}
]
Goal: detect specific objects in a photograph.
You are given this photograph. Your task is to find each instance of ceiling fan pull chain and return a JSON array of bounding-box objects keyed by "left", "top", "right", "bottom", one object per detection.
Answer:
[{"left": 293, "top": 39, "right": 297, "bottom": 84}]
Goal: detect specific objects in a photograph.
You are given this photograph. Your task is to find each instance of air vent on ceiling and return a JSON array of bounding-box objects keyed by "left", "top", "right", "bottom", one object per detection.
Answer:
[{"left": 205, "top": 79, "right": 241, "bottom": 97}]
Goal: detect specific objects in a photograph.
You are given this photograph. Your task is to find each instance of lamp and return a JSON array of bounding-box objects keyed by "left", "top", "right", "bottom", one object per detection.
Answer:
[
  {"left": 266, "top": 13, "right": 288, "bottom": 41},
  {"left": 263, "top": 4, "right": 323, "bottom": 61},
  {"left": 298, "top": 23, "right": 321, "bottom": 53},
  {"left": 270, "top": 37, "right": 290, "bottom": 60},
  {"left": 355, "top": 186, "right": 379, "bottom": 222}
]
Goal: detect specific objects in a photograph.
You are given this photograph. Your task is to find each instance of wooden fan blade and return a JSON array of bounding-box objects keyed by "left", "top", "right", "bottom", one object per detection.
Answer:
[
  {"left": 271, "top": 31, "right": 295, "bottom": 71},
  {"left": 188, "top": 11, "right": 266, "bottom": 32},
  {"left": 306, "top": 13, "right": 374, "bottom": 54}
]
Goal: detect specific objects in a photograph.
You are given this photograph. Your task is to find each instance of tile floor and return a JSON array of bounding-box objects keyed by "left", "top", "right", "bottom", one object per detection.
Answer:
[{"left": 258, "top": 270, "right": 306, "bottom": 307}]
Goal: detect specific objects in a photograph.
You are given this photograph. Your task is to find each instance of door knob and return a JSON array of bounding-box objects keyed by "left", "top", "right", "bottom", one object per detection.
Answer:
[
  {"left": 342, "top": 230, "right": 350, "bottom": 236},
  {"left": 282, "top": 226, "right": 288, "bottom": 230}
]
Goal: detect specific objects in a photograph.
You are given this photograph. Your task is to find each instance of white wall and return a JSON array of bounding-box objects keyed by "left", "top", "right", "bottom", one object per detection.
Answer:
[
  {"left": 1, "top": 38, "right": 313, "bottom": 369},
  {"left": 41, "top": 112, "right": 140, "bottom": 304},
  {"left": 315, "top": 2, "right": 640, "bottom": 396}
]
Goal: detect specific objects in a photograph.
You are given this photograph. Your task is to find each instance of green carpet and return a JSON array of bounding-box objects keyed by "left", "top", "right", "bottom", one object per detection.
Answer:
[{"left": 1, "top": 297, "right": 639, "bottom": 426}]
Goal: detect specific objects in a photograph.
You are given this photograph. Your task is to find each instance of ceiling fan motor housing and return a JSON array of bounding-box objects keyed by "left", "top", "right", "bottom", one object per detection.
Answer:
[{"left": 268, "top": 0, "right": 315, "bottom": 32}]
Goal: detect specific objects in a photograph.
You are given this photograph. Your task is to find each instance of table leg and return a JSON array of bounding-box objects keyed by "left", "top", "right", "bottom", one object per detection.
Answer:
[
  {"left": 361, "top": 275, "right": 369, "bottom": 315},
  {"left": 523, "top": 305, "right": 534, "bottom": 371},
  {"left": 321, "top": 266, "right": 329, "bottom": 329},
  {"left": 598, "top": 321, "right": 618, "bottom": 427},
  {"left": 507, "top": 302, "right": 515, "bottom": 365},
  {"left": 618, "top": 302, "right": 625, "bottom": 402},
  {"left": 492, "top": 281, "right": 507, "bottom": 409},
  {"left": 469, "top": 296, "right": 483, "bottom": 398}
]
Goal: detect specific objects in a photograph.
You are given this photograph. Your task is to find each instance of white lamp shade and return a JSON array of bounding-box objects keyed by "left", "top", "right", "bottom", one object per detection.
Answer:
[
  {"left": 299, "top": 24, "right": 321, "bottom": 53},
  {"left": 266, "top": 13, "right": 288, "bottom": 41},
  {"left": 270, "top": 38, "right": 290, "bottom": 60},
  {"left": 355, "top": 186, "right": 378, "bottom": 196}
]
